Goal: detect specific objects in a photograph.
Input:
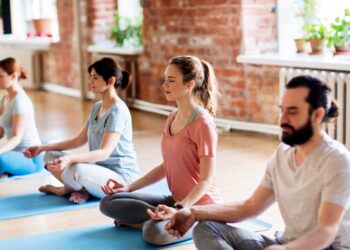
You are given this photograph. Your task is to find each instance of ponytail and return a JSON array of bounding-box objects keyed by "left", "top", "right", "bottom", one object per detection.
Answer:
[
  {"left": 193, "top": 60, "right": 219, "bottom": 116},
  {"left": 19, "top": 67, "right": 28, "bottom": 80},
  {"left": 118, "top": 70, "right": 131, "bottom": 90},
  {"left": 324, "top": 100, "right": 340, "bottom": 123}
]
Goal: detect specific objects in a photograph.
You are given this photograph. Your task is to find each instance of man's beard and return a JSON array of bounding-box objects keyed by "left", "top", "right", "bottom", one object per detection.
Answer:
[{"left": 281, "top": 117, "right": 313, "bottom": 146}]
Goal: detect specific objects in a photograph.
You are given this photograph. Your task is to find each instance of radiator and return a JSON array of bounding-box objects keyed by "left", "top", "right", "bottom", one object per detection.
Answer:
[{"left": 279, "top": 67, "right": 350, "bottom": 149}]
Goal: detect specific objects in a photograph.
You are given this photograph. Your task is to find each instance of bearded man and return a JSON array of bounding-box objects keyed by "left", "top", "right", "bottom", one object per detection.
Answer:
[{"left": 165, "top": 75, "right": 350, "bottom": 250}]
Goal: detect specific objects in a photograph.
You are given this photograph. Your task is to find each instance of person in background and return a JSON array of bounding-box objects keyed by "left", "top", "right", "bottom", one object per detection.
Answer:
[
  {"left": 0, "top": 57, "right": 43, "bottom": 179},
  {"left": 23, "top": 57, "right": 139, "bottom": 204}
]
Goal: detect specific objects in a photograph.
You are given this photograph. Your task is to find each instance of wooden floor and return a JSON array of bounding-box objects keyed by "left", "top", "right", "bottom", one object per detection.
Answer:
[{"left": 0, "top": 90, "right": 283, "bottom": 249}]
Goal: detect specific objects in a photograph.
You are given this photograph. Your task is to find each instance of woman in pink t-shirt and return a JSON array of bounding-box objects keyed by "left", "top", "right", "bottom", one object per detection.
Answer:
[{"left": 100, "top": 55, "right": 222, "bottom": 245}]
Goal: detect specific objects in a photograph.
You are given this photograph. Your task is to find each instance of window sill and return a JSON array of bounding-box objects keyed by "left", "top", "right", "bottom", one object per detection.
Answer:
[
  {"left": 0, "top": 35, "right": 58, "bottom": 51},
  {"left": 237, "top": 53, "right": 350, "bottom": 72},
  {"left": 87, "top": 44, "right": 143, "bottom": 56}
]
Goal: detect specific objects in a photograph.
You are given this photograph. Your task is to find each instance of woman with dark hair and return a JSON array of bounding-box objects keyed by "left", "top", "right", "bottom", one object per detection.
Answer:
[
  {"left": 100, "top": 55, "right": 223, "bottom": 245},
  {"left": 0, "top": 57, "right": 43, "bottom": 178},
  {"left": 23, "top": 57, "right": 139, "bottom": 204}
]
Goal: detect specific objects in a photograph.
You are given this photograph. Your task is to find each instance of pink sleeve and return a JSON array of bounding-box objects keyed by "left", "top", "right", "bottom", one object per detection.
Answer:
[{"left": 193, "top": 117, "right": 218, "bottom": 157}]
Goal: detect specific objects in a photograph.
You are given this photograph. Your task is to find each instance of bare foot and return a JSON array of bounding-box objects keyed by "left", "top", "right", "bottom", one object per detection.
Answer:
[
  {"left": 39, "top": 185, "right": 69, "bottom": 196},
  {"left": 0, "top": 173, "right": 9, "bottom": 179},
  {"left": 114, "top": 220, "right": 142, "bottom": 230},
  {"left": 69, "top": 190, "right": 90, "bottom": 204}
]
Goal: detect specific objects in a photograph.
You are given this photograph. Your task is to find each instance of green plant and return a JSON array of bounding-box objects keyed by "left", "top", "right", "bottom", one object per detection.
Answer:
[
  {"left": 327, "top": 9, "right": 350, "bottom": 47},
  {"left": 304, "top": 22, "right": 328, "bottom": 41},
  {"left": 294, "top": 0, "right": 319, "bottom": 38},
  {"left": 111, "top": 12, "right": 143, "bottom": 48},
  {"left": 0, "top": 0, "right": 2, "bottom": 18}
]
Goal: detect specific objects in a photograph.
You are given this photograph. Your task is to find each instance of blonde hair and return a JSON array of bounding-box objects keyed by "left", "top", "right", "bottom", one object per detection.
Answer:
[{"left": 169, "top": 55, "right": 220, "bottom": 116}]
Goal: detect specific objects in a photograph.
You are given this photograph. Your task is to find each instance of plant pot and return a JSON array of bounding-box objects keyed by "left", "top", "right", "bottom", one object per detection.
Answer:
[
  {"left": 294, "top": 38, "right": 309, "bottom": 53},
  {"left": 334, "top": 44, "right": 350, "bottom": 56},
  {"left": 309, "top": 39, "right": 325, "bottom": 55},
  {"left": 32, "top": 18, "right": 53, "bottom": 37}
]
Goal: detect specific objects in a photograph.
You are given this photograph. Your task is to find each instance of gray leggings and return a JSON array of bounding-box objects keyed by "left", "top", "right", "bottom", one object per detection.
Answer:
[
  {"left": 193, "top": 221, "right": 334, "bottom": 250},
  {"left": 100, "top": 192, "right": 194, "bottom": 245}
]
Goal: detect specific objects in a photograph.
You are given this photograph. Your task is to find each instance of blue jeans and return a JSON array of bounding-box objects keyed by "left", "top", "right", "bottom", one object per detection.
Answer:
[
  {"left": 0, "top": 150, "right": 44, "bottom": 176},
  {"left": 193, "top": 221, "right": 334, "bottom": 250}
]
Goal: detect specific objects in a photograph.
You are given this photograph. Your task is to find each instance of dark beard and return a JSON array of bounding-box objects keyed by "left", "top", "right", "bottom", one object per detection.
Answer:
[{"left": 281, "top": 118, "right": 313, "bottom": 146}]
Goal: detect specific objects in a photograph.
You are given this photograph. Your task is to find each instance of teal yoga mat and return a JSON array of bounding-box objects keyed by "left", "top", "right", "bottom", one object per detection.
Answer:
[
  {"left": 0, "top": 224, "right": 192, "bottom": 250},
  {"left": 0, "top": 219, "right": 271, "bottom": 250},
  {"left": 0, "top": 169, "right": 49, "bottom": 182},
  {"left": 0, "top": 180, "right": 171, "bottom": 220},
  {"left": 0, "top": 193, "right": 100, "bottom": 220}
]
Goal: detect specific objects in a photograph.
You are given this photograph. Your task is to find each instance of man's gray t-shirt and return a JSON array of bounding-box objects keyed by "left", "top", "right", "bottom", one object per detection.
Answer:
[
  {"left": 261, "top": 133, "right": 350, "bottom": 249},
  {"left": 0, "top": 90, "right": 41, "bottom": 150},
  {"left": 87, "top": 100, "right": 139, "bottom": 184}
]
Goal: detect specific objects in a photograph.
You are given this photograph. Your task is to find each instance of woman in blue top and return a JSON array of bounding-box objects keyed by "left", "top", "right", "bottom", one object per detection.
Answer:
[
  {"left": 23, "top": 57, "right": 139, "bottom": 203},
  {"left": 0, "top": 57, "right": 43, "bottom": 179}
]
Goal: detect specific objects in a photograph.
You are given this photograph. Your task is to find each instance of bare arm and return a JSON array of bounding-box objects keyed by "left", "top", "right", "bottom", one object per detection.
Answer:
[
  {"left": 192, "top": 186, "right": 275, "bottom": 222},
  {"left": 178, "top": 156, "right": 216, "bottom": 207},
  {"left": 0, "top": 114, "right": 26, "bottom": 154},
  {"left": 166, "top": 186, "right": 275, "bottom": 237},
  {"left": 266, "top": 202, "right": 345, "bottom": 250}
]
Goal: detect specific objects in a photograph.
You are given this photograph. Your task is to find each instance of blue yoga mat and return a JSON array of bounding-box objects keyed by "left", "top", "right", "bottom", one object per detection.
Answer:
[
  {"left": 0, "top": 169, "right": 49, "bottom": 182},
  {"left": 0, "top": 224, "right": 192, "bottom": 250},
  {"left": 0, "top": 193, "right": 100, "bottom": 220},
  {"left": 0, "top": 180, "right": 171, "bottom": 220},
  {"left": 0, "top": 219, "right": 271, "bottom": 250}
]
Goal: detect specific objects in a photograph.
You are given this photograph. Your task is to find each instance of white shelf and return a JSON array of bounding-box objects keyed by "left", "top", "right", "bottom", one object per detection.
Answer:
[
  {"left": 237, "top": 53, "right": 350, "bottom": 72},
  {"left": 0, "top": 35, "right": 57, "bottom": 51}
]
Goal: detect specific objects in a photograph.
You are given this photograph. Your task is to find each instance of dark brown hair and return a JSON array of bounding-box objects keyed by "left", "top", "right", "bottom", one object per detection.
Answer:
[
  {"left": 88, "top": 57, "right": 131, "bottom": 90},
  {"left": 286, "top": 75, "right": 339, "bottom": 123}
]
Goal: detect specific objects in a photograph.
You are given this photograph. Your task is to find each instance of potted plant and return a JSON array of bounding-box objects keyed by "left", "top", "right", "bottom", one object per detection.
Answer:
[
  {"left": 31, "top": 0, "right": 54, "bottom": 37},
  {"left": 293, "top": 0, "right": 318, "bottom": 53},
  {"left": 327, "top": 9, "right": 350, "bottom": 55},
  {"left": 111, "top": 12, "right": 143, "bottom": 48},
  {"left": 304, "top": 22, "right": 328, "bottom": 54}
]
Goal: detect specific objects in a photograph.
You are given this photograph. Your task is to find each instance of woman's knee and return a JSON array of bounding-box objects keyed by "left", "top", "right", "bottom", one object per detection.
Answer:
[
  {"left": 43, "top": 151, "right": 61, "bottom": 164},
  {"left": 143, "top": 219, "right": 175, "bottom": 246},
  {"left": 99, "top": 195, "right": 115, "bottom": 216}
]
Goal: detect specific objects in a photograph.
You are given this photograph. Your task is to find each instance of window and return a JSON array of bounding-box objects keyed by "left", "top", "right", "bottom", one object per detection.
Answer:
[
  {"left": 277, "top": 0, "right": 350, "bottom": 55},
  {"left": 2, "top": 0, "right": 59, "bottom": 40}
]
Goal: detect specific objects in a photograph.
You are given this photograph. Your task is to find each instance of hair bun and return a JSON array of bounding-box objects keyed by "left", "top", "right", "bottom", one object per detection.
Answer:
[{"left": 120, "top": 70, "right": 131, "bottom": 90}]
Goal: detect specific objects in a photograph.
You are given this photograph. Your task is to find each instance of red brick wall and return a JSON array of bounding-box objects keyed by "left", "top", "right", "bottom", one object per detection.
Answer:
[
  {"left": 138, "top": 0, "right": 279, "bottom": 124},
  {"left": 43, "top": 0, "right": 116, "bottom": 89},
  {"left": 43, "top": 0, "right": 280, "bottom": 124},
  {"left": 42, "top": 0, "right": 77, "bottom": 89}
]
